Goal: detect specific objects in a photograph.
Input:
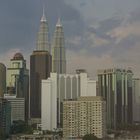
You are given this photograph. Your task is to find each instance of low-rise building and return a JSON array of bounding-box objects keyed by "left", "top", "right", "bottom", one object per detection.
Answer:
[
  {"left": 10, "top": 134, "right": 61, "bottom": 140},
  {"left": 0, "top": 98, "right": 11, "bottom": 135},
  {"left": 4, "top": 94, "right": 25, "bottom": 123}
]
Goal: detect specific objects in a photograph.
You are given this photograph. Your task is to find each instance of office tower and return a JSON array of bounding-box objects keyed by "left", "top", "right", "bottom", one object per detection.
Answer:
[
  {"left": 6, "top": 53, "right": 29, "bottom": 120},
  {"left": 30, "top": 11, "right": 52, "bottom": 122},
  {"left": 132, "top": 78, "right": 140, "bottom": 122},
  {"left": 4, "top": 95, "right": 25, "bottom": 123},
  {"left": 0, "top": 98, "right": 11, "bottom": 135},
  {"left": 0, "top": 63, "right": 6, "bottom": 97},
  {"left": 98, "top": 68, "right": 133, "bottom": 129},
  {"left": 63, "top": 96, "right": 106, "bottom": 139},
  {"left": 41, "top": 72, "right": 96, "bottom": 130},
  {"left": 52, "top": 18, "right": 66, "bottom": 74}
]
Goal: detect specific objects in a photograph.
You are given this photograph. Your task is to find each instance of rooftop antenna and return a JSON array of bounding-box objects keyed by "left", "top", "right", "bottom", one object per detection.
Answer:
[
  {"left": 56, "top": 9, "right": 62, "bottom": 26},
  {"left": 41, "top": 0, "right": 46, "bottom": 22},
  {"left": 43, "top": 1, "right": 45, "bottom": 17}
]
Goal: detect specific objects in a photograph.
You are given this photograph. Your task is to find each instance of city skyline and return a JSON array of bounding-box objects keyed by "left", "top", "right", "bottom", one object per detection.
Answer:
[{"left": 0, "top": 0, "right": 140, "bottom": 78}]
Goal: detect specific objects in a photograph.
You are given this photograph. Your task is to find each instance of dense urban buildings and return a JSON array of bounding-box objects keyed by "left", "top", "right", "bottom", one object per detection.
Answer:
[
  {"left": 63, "top": 96, "right": 106, "bottom": 139},
  {"left": 132, "top": 78, "right": 140, "bottom": 123},
  {"left": 4, "top": 95, "right": 25, "bottom": 123},
  {"left": 52, "top": 18, "right": 66, "bottom": 74},
  {"left": 6, "top": 53, "right": 29, "bottom": 120},
  {"left": 0, "top": 63, "right": 6, "bottom": 97},
  {"left": 41, "top": 72, "right": 96, "bottom": 130},
  {"left": 98, "top": 68, "right": 133, "bottom": 129},
  {"left": 0, "top": 98, "right": 11, "bottom": 135},
  {"left": 30, "top": 11, "right": 52, "bottom": 122},
  {"left": 1, "top": 3, "right": 140, "bottom": 140},
  {"left": 10, "top": 134, "right": 61, "bottom": 140}
]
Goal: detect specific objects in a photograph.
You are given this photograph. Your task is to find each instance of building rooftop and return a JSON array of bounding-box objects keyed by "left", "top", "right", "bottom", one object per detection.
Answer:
[{"left": 13, "top": 53, "right": 24, "bottom": 60}]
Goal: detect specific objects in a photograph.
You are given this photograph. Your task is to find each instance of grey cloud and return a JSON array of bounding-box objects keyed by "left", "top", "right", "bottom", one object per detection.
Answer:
[
  {"left": 0, "top": 0, "right": 85, "bottom": 52},
  {"left": 67, "top": 16, "right": 123, "bottom": 54},
  {"left": 98, "top": 16, "right": 122, "bottom": 33},
  {"left": 111, "top": 35, "right": 140, "bottom": 60},
  {"left": 128, "top": 8, "right": 140, "bottom": 23}
]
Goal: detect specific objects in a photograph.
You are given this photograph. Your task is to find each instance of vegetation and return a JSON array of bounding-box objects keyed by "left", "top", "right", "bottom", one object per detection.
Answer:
[
  {"left": 82, "top": 134, "right": 102, "bottom": 140},
  {"left": 0, "top": 129, "right": 6, "bottom": 140},
  {"left": 43, "top": 129, "right": 63, "bottom": 136},
  {"left": 10, "top": 120, "right": 33, "bottom": 134}
]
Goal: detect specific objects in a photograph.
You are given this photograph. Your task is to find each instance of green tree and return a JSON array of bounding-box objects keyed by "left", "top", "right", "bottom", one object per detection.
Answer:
[
  {"left": 82, "top": 134, "right": 101, "bottom": 140},
  {"left": 0, "top": 129, "right": 6, "bottom": 140},
  {"left": 11, "top": 120, "right": 33, "bottom": 134}
]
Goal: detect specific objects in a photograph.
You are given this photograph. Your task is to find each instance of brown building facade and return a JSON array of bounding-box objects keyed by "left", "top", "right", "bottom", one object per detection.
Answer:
[{"left": 30, "top": 51, "right": 51, "bottom": 119}]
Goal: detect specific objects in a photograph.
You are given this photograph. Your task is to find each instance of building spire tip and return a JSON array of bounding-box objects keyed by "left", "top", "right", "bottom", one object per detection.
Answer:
[
  {"left": 41, "top": 4, "right": 46, "bottom": 22},
  {"left": 56, "top": 17, "right": 62, "bottom": 26}
]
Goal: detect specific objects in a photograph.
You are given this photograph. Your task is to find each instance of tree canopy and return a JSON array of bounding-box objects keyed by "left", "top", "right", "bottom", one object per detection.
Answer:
[
  {"left": 11, "top": 120, "right": 33, "bottom": 134},
  {"left": 82, "top": 134, "right": 101, "bottom": 140}
]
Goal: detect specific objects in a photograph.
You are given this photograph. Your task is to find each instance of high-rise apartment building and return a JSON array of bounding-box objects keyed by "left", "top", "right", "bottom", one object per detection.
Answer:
[
  {"left": 0, "top": 63, "right": 6, "bottom": 97},
  {"left": 41, "top": 72, "right": 96, "bottom": 130},
  {"left": 30, "top": 11, "right": 51, "bottom": 122},
  {"left": 52, "top": 18, "right": 66, "bottom": 74},
  {"left": 98, "top": 68, "right": 133, "bottom": 129},
  {"left": 63, "top": 96, "right": 106, "bottom": 139},
  {"left": 0, "top": 98, "right": 11, "bottom": 135},
  {"left": 132, "top": 78, "right": 140, "bottom": 123},
  {"left": 6, "top": 53, "right": 29, "bottom": 120}
]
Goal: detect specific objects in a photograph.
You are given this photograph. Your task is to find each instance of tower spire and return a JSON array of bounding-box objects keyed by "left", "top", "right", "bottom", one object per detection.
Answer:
[
  {"left": 56, "top": 17, "right": 62, "bottom": 27},
  {"left": 41, "top": 4, "right": 46, "bottom": 22},
  {"left": 43, "top": 4, "right": 45, "bottom": 17},
  {"left": 36, "top": 4, "right": 49, "bottom": 51}
]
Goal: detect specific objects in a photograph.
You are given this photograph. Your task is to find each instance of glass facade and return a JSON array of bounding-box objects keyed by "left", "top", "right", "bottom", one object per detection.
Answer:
[
  {"left": 0, "top": 98, "right": 11, "bottom": 135},
  {"left": 98, "top": 68, "right": 133, "bottom": 129},
  {"left": 52, "top": 18, "right": 66, "bottom": 74}
]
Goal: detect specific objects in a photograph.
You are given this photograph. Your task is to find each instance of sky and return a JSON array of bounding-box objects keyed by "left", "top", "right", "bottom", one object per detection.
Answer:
[{"left": 0, "top": 0, "right": 140, "bottom": 78}]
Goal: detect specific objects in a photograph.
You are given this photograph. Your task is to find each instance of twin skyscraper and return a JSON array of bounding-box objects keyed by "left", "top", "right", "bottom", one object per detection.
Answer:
[{"left": 30, "top": 10, "right": 66, "bottom": 122}]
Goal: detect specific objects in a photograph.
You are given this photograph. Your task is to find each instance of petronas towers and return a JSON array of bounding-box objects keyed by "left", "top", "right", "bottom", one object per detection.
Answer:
[
  {"left": 52, "top": 18, "right": 66, "bottom": 74},
  {"left": 36, "top": 10, "right": 66, "bottom": 73},
  {"left": 30, "top": 10, "right": 66, "bottom": 120}
]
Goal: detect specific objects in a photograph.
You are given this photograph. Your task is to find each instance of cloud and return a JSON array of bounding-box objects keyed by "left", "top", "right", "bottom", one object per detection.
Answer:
[
  {"left": 0, "top": 0, "right": 85, "bottom": 51},
  {"left": 67, "top": 49, "right": 115, "bottom": 77},
  {"left": 108, "top": 22, "right": 140, "bottom": 42},
  {"left": 0, "top": 48, "right": 21, "bottom": 67},
  {"left": 66, "top": 7, "right": 140, "bottom": 77},
  {"left": 0, "top": 0, "right": 140, "bottom": 77}
]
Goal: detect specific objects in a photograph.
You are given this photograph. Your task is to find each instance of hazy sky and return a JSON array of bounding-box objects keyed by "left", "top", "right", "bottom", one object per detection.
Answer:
[{"left": 0, "top": 0, "right": 140, "bottom": 77}]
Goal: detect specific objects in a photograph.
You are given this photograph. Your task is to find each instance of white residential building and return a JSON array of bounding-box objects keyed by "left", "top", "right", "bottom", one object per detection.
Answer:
[
  {"left": 63, "top": 96, "right": 106, "bottom": 139},
  {"left": 41, "top": 72, "right": 96, "bottom": 131}
]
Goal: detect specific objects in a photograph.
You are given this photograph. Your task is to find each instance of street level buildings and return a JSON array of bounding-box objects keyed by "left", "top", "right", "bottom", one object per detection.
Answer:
[
  {"left": 4, "top": 94, "right": 25, "bottom": 123},
  {"left": 63, "top": 96, "right": 106, "bottom": 139},
  {"left": 132, "top": 78, "right": 140, "bottom": 123},
  {"left": 0, "top": 63, "right": 6, "bottom": 97},
  {"left": 98, "top": 68, "right": 133, "bottom": 129},
  {"left": 52, "top": 18, "right": 66, "bottom": 74},
  {"left": 30, "top": 11, "right": 51, "bottom": 122},
  {"left": 0, "top": 98, "right": 11, "bottom": 135},
  {"left": 11, "top": 134, "right": 61, "bottom": 140},
  {"left": 41, "top": 72, "right": 96, "bottom": 131}
]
